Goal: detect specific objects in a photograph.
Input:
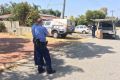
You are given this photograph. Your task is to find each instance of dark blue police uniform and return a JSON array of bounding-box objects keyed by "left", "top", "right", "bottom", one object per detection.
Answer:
[
  {"left": 32, "top": 23, "right": 55, "bottom": 74},
  {"left": 92, "top": 25, "right": 96, "bottom": 38}
]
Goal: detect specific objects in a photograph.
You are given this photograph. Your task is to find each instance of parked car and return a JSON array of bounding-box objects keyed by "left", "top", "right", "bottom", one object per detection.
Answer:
[
  {"left": 74, "top": 25, "right": 90, "bottom": 34},
  {"left": 43, "top": 19, "right": 75, "bottom": 38}
]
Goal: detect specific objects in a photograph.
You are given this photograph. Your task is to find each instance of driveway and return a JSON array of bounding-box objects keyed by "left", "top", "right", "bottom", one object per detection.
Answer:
[{"left": 0, "top": 29, "right": 120, "bottom": 80}]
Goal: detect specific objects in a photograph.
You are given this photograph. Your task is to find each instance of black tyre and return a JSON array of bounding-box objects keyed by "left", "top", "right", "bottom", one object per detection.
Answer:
[
  {"left": 112, "top": 34, "right": 117, "bottom": 39},
  {"left": 82, "top": 31, "right": 86, "bottom": 34},
  {"left": 53, "top": 31, "right": 59, "bottom": 38}
]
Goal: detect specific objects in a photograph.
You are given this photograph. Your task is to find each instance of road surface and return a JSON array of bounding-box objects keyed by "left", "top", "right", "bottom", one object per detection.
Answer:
[{"left": 0, "top": 29, "right": 120, "bottom": 80}]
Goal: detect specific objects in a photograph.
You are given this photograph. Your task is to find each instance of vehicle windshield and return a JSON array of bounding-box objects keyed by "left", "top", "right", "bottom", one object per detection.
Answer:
[{"left": 100, "top": 22, "right": 113, "bottom": 30}]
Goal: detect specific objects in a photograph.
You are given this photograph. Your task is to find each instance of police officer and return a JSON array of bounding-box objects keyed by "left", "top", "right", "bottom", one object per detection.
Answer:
[
  {"left": 92, "top": 24, "right": 96, "bottom": 38},
  {"left": 32, "top": 18, "right": 56, "bottom": 74}
]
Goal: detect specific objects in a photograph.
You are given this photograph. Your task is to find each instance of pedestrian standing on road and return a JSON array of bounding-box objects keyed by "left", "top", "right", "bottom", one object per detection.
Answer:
[
  {"left": 32, "top": 18, "right": 56, "bottom": 74},
  {"left": 92, "top": 24, "right": 96, "bottom": 38}
]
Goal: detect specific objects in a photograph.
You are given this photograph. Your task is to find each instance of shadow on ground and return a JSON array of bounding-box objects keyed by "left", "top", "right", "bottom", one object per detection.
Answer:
[
  {"left": 0, "top": 40, "right": 115, "bottom": 80},
  {"left": 63, "top": 36, "right": 82, "bottom": 40},
  {"left": 52, "top": 41, "right": 115, "bottom": 59},
  {"left": 103, "top": 35, "right": 120, "bottom": 40},
  {"left": 0, "top": 38, "right": 30, "bottom": 54},
  {"left": 0, "top": 53, "right": 84, "bottom": 80}
]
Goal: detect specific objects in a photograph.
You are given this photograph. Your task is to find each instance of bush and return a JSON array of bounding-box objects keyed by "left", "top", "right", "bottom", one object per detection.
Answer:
[
  {"left": 0, "top": 22, "right": 6, "bottom": 32},
  {"left": 12, "top": 2, "right": 31, "bottom": 25},
  {"left": 25, "top": 9, "right": 40, "bottom": 26}
]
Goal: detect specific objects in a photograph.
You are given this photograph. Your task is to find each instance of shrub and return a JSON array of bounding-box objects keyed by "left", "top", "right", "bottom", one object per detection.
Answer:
[
  {"left": 25, "top": 9, "right": 40, "bottom": 26},
  {"left": 0, "top": 22, "right": 6, "bottom": 32}
]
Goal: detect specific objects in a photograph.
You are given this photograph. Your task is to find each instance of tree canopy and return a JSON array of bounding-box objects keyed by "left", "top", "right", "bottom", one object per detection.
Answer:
[
  {"left": 0, "top": 2, "right": 109, "bottom": 27},
  {"left": 25, "top": 9, "right": 40, "bottom": 26},
  {"left": 76, "top": 15, "right": 87, "bottom": 25},
  {"left": 0, "top": 4, "right": 11, "bottom": 15},
  {"left": 12, "top": 2, "right": 31, "bottom": 25},
  {"left": 41, "top": 9, "right": 61, "bottom": 17},
  {"left": 72, "top": 10, "right": 106, "bottom": 26},
  {"left": 0, "top": 2, "right": 61, "bottom": 26},
  {"left": 86, "top": 10, "right": 106, "bottom": 23},
  {"left": 99, "top": 7, "right": 108, "bottom": 15}
]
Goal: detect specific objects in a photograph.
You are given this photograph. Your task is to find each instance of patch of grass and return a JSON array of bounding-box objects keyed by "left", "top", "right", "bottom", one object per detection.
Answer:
[
  {"left": 17, "top": 32, "right": 32, "bottom": 39},
  {"left": 116, "top": 27, "right": 120, "bottom": 30}
]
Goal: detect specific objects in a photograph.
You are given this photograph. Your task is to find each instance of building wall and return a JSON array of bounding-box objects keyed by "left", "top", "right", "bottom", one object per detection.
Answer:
[{"left": 0, "top": 21, "right": 32, "bottom": 35}]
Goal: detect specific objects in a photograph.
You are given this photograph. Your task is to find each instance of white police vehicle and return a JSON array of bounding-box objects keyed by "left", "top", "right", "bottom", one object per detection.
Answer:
[{"left": 43, "top": 19, "right": 75, "bottom": 38}]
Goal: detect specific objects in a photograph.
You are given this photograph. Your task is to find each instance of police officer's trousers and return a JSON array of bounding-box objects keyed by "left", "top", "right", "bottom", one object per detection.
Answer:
[
  {"left": 33, "top": 39, "right": 52, "bottom": 69},
  {"left": 92, "top": 29, "right": 96, "bottom": 37}
]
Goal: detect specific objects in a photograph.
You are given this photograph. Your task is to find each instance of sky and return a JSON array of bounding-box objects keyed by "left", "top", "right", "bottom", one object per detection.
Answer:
[{"left": 0, "top": 0, "right": 120, "bottom": 18}]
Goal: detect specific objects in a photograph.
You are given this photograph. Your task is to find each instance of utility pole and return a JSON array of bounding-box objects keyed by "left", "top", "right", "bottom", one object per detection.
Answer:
[
  {"left": 110, "top": 10, "right": 115, "bottom": 17},
  {"left": 61, "top": 0, "right": 66, "bottom": 19},
  {"left": 110, "top": 10, "right": 115, "bottom": 23},
  {"left": 110, "top": 10, "right": 115, "bottom": 31}
]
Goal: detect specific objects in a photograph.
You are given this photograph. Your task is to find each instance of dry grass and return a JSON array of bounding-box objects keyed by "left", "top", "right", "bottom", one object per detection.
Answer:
[
  {"left": 17, "top": 32, "right": 32, "bottom": 39},
  {"left": 116, "top": 27, "right": 120, "bottom": 30},
  {"left": 17, "top": 32, "right": 83, "bottom": 44}
]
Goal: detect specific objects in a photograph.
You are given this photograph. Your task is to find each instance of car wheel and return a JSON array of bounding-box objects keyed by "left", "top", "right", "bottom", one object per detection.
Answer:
[
  {"left": 82, "top": 31, "right": 86, "bottom": 34},
  {"left": 53, "top": 31, "right": 59, "bottom": 38},
  {"left": 112, "top": 34, "right": 117, "bottom": 39}
]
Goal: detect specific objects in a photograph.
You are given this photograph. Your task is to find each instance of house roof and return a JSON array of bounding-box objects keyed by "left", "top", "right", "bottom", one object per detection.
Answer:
[
  {"left": 0, "top": 14, "right": 12, "bottom": 19},
  {"left": 40, "top": 14, "right": 60, "bottom": 20},
  {"left": 92, "top": 19, "right": 116, "bottom": 22},
  {"left": 0, "top": 14, "right": 59, "bottom": 20}
]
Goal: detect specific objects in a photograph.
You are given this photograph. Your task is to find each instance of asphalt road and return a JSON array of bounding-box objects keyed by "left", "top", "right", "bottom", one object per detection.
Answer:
[{"left": 0, "top": 29, "right": 120, "bottom": 80}]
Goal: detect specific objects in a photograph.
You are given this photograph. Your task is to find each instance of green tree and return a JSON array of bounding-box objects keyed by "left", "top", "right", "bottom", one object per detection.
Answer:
[
  {"left": 76, "top": 15, "right": 87, "bottom": 25},
  {"left": 32, "top": 4, "right": 41, "bottom": 12},
  {"left": 69, "top": 16, "right": 77, "bottom": 25},
  {"left": 47, "top": 9, "right": 56, "bottom": 15},
  {"left": 54, "top": 10, "right": 61, "bottom": 17},
  {"left": 12, "top": 2, "right": 31, "bottom": 25},
  {"left": 69, "top": 16, "right": 75, "bottom": 21},
  {"left": 41, "top": 9, "right": 47, "bottom": 14},
  {"left": 0, "top": 22, "right": 6, "bottom": 32},
  {"left": 25, "top": 4, "right": 41, "bottom": 26},
  {"left": 41, "top": 9, "right": 61, "bottom": 17},
  {"left": 10, "top": 2, "right": 17, "bottom": 7},
  {"left": 86, "top": 10, "right": 106, "bottom": 23},
  {"left": 10, "top": 2, "right": 41, "bottom": 26},
  {"left": 100, "top": 7, "right": 108, "bottom": 15},
  {"left": 26, "top": 9, "right": 40, "bottom": 26},
  {"left": 0, "top": 4, "right": 11, "bottom": 15},
  {"left": 114, "top": 19, "right": 120, "bottom": 27}
]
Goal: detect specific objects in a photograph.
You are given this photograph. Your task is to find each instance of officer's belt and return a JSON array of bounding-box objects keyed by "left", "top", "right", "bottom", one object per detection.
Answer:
[{"left": 34, "top": 38, "right": 48, "bottom": 45}]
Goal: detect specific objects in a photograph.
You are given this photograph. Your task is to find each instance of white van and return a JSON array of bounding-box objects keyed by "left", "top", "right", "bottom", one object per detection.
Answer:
[{"left": 43, "top": 19, "right": 75, "bottom": 38}]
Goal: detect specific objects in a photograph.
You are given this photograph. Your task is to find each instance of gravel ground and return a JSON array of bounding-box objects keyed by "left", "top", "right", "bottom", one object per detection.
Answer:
[{"left": 0, "top": 29, "right": 120, "bottom": 80}]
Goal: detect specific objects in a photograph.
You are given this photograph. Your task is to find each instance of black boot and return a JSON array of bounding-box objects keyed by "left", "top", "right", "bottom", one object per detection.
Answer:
[
  {"left": 47, "top": 69, "right": 56, "bottom": 74},
  {"left": 38, "top": 68, "right": 45, "bottom": 74},
  {"left": 38, "top": 66, "right": 45, "bottom": 74}
]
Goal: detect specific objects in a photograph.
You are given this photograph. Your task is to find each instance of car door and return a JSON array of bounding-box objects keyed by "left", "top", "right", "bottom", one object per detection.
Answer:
[
  {"left": 78, "top": 26, "right": 83, "bottom": 33},
  {"left": 75, "top": 26, "right": 79, "bottom": 32}
]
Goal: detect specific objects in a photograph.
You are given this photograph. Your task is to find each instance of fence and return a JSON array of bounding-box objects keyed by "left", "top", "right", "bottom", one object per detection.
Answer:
[
  {"left": 0, "top": 21, "right": 32, "bottom": 35},
  {"left": 16, "top": 26, "right": 31, "bottom": 35}
]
